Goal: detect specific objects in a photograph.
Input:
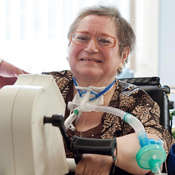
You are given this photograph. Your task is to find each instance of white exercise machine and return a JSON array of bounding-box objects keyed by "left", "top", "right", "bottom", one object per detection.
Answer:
[{"left": 0, "top": 74, "right": 69, "bottom": 175}]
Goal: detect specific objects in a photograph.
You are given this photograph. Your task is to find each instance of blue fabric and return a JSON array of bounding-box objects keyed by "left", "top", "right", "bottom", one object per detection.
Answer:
[{"left": 167, "top": 143, "right": 175, "bottom": 175}]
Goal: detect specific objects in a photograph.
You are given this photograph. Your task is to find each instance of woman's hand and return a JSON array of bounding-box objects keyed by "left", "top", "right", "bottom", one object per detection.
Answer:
[
  {"left": 0, "top": 60, "right": 29, "bottom": 88},
  {"left": 75, "top": 154, "right": 114, "bottom": 175},
  {"left": 0, "top": 76, "right": 18, "bottom": 89}
]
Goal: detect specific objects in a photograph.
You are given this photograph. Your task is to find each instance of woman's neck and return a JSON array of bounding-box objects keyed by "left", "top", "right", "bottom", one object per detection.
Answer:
[
  {"left": 74, "top": 76, "right": 116, "bottom": 87},
  {"left": 73, "top": 80, "right": 115, "bottom": 106}
]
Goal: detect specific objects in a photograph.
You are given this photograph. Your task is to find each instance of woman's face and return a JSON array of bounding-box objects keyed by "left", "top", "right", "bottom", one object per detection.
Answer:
[{"left": 68, "top": 15, "right": 127, "bottom": 86}]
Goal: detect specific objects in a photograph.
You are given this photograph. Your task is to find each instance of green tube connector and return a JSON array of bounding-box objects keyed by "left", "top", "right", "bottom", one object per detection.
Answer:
[{"left": 74, "top": 109, "right": 79, "bottom": 115}]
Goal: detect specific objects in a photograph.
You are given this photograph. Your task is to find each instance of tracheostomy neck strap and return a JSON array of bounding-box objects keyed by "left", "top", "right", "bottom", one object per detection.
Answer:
[
  {"left": 72, "top": 76, "right": 115, "bottom": 102},
  {"left": 64, "top": 77, "right": 115, "bottom": 131}
]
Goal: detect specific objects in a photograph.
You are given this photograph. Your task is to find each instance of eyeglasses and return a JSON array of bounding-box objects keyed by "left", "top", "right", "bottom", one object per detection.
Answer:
[{"left": 70, "top": 31, "right": 124, "bottom": 48}]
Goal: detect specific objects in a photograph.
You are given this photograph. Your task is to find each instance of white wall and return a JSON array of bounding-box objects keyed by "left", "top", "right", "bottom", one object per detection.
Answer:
[
  {"left": 159, "top": 0, "right": 175, "bottom": 87},
  {"left": 134, "top": 0, "right": 159, "bottom": 77},
  {"left": 159, "top": 0, "right": 175, "bottom": 126}
]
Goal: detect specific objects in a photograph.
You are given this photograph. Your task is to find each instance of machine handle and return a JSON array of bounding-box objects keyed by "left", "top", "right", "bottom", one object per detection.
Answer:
[{"left": 70, "top": 135, "right": 116, "bottom": 159}]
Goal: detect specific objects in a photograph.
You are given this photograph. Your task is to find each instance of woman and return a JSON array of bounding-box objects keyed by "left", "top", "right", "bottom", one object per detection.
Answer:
[
  {"left": 0, "top": 6, "right": 174, "bottom": 175},
  {"left": 45, "top": 6, "right": 174, "bottom": 175}
]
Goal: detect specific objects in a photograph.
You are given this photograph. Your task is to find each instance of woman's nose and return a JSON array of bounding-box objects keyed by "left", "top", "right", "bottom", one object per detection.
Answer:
[{"left": 84, "top": 38, "right": 99, "bottom": 53}]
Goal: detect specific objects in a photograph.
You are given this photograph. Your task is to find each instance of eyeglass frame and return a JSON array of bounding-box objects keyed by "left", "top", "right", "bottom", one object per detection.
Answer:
[{"left": 70, "top": 31, "right": 124, "bottom": 48}]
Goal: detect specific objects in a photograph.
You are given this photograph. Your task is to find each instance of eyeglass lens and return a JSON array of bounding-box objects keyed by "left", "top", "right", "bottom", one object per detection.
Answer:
[{"left": 71, "top": 32, "right": 115, "bottom": 48}]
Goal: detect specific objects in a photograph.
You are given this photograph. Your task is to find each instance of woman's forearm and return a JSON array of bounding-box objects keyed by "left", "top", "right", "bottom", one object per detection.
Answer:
[{"left": 116, "top": 133, "right": 162, "bottom": 174}]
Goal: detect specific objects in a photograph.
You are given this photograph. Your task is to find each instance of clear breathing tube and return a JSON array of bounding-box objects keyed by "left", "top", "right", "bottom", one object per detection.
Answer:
[
  {"left": 68, "top": 102, "right": 145, "bottom": 133},
  {"left": 66, "top": 102, "right": 167, "bottom": 175}
]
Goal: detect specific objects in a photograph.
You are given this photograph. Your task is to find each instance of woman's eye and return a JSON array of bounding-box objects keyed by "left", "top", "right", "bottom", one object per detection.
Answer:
[
  {"left": 77, "top": 36, "right": 88, "bottom": 41},
  {"left": 98, "top": 38, "right": 111, "bottom": 44}
]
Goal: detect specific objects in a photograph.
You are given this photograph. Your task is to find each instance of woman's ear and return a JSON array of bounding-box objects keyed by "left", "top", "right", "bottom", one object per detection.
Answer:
[{"left": 121, "top": 47, "right": 130, "bottom": 65}]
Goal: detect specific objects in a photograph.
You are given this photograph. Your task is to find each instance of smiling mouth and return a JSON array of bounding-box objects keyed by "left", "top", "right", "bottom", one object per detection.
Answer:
[{"left": 80, "top": 58, "right": 102, "bottom": 63}]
